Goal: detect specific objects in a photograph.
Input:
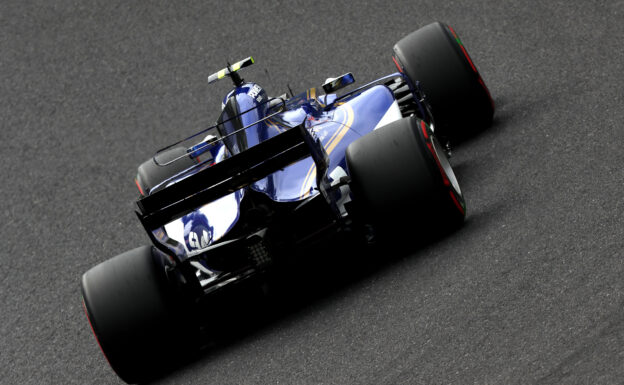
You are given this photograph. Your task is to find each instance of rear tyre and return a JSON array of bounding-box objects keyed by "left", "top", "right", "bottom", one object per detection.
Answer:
[
  {"left": 135, "top": 146, "right": 197, "bottom": 196},
  {"left": 81, "top": 246, "right": 198, "bottom": 384},
  {"left": 393, "top": 22, "right": 494, "bottom": 141},
  {"left": 346, "top": 116, "right": 465, "bottom": 237}
]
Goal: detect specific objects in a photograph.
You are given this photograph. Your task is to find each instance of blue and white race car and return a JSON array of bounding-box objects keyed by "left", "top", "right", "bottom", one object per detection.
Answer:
[{"left": 81, "top": 22, "right": 494, "bottom": 384}]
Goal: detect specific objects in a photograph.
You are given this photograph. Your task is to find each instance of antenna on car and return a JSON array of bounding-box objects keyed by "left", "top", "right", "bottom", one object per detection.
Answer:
[{"left": 207, "top": 57, "right": 255, "bottom": 87}]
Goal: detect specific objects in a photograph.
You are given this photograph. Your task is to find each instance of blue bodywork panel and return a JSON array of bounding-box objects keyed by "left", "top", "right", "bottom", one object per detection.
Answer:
[{"left": 160, "top": 79, "right": 402, "bottom": 258}]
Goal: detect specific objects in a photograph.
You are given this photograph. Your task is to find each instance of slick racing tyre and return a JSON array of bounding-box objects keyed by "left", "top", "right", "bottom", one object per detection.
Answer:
[
  {"left": 135, "top": 146, "right": 197, "bottom": 196},
  {"left": 393, "top": 21, "right": 494, "bottom": 141},
  {"left": 81, "top": 246, "right": 198, "bottom": 384},
  {"left": 346, "top": 116, "right": 465, "bottom": 237}
]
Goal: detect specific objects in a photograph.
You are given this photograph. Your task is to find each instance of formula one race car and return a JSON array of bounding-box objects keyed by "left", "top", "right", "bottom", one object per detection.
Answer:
[{"left": 81, "top": 22, "right": 493, "bottom": 384}]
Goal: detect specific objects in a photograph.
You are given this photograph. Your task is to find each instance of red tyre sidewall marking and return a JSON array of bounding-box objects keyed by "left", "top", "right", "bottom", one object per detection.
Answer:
[
  {"left": 421, "top": 120, "right": 449, "bottom": 186},
  {"left": 448, "top": 25, "right": 477, "bottom": 73},
  {"left": 82, "top": 299, "right": 113, "bottom": 366},
  {"left": 448, "top": 25, "right": 495, "bottom": 110},
  {"left": 134, "top": 178, "right": 145, "bottom": 196},
  {"left": 449, "top": 190, "right": 465, "bottom": 216},
  {"left": 420, "top": 119, "right": 429, "bottom": 139},
  {"left": 392, "top": 56, "right": 403, "bottom": 73},
  {"left": 420, "top": 120, "right": 465, "bottom": 215}
]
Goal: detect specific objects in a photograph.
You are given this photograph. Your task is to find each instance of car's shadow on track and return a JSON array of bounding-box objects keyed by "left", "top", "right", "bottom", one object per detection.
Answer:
[{"left": 148, "top": 228, "right": 464, "bottom": 384}]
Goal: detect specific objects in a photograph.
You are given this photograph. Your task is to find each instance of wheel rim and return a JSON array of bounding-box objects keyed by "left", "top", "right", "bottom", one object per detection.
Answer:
[
  {"left": 431, "top": 135, "right": 465, "bottom": 215},
  {"left": 431, "top": 136, "right": 461, "bottom": 195},
  {"left": 418, "top": 119, "right": 465, "bottom": 215}
]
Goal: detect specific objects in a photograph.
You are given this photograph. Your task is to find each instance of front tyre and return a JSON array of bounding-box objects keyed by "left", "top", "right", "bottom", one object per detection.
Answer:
[
  {"left": 81, "top": 246, "right": 198, "bottom": 384},
  {"left": 393, "top": 22, "right": 494, "bottom": 141}
]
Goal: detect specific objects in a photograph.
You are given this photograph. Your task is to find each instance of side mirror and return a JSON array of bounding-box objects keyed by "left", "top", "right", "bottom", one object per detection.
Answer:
[{"left": 322, "top": 73, "right": 355, "bottom": 93}]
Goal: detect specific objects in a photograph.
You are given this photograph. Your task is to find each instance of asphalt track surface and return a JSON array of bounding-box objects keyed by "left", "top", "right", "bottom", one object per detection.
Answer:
[{"left": 2, "top": 1, "right": 624, "bottom": 384}]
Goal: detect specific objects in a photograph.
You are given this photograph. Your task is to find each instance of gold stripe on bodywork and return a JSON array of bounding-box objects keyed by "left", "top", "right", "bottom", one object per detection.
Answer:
[
  {"left": 298, "top": 104, "right": 354, "bottom": 199},
  {"left": 266, "top": 118, "right": 283, "bottom": 134},
  {"left": 325, "top": 104, "right": 354, "bottom": 155},
  {"left": 299, "top": 109, "right": 346, "bottom": 198},
  {"left": 318, "top": 108, "right": 346, "bottom": 157}
]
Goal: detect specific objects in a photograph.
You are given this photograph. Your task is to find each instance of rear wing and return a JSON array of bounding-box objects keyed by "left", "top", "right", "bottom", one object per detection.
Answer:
[{"left": 136, "top": 124, "right": 316, "bottom": 230}]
